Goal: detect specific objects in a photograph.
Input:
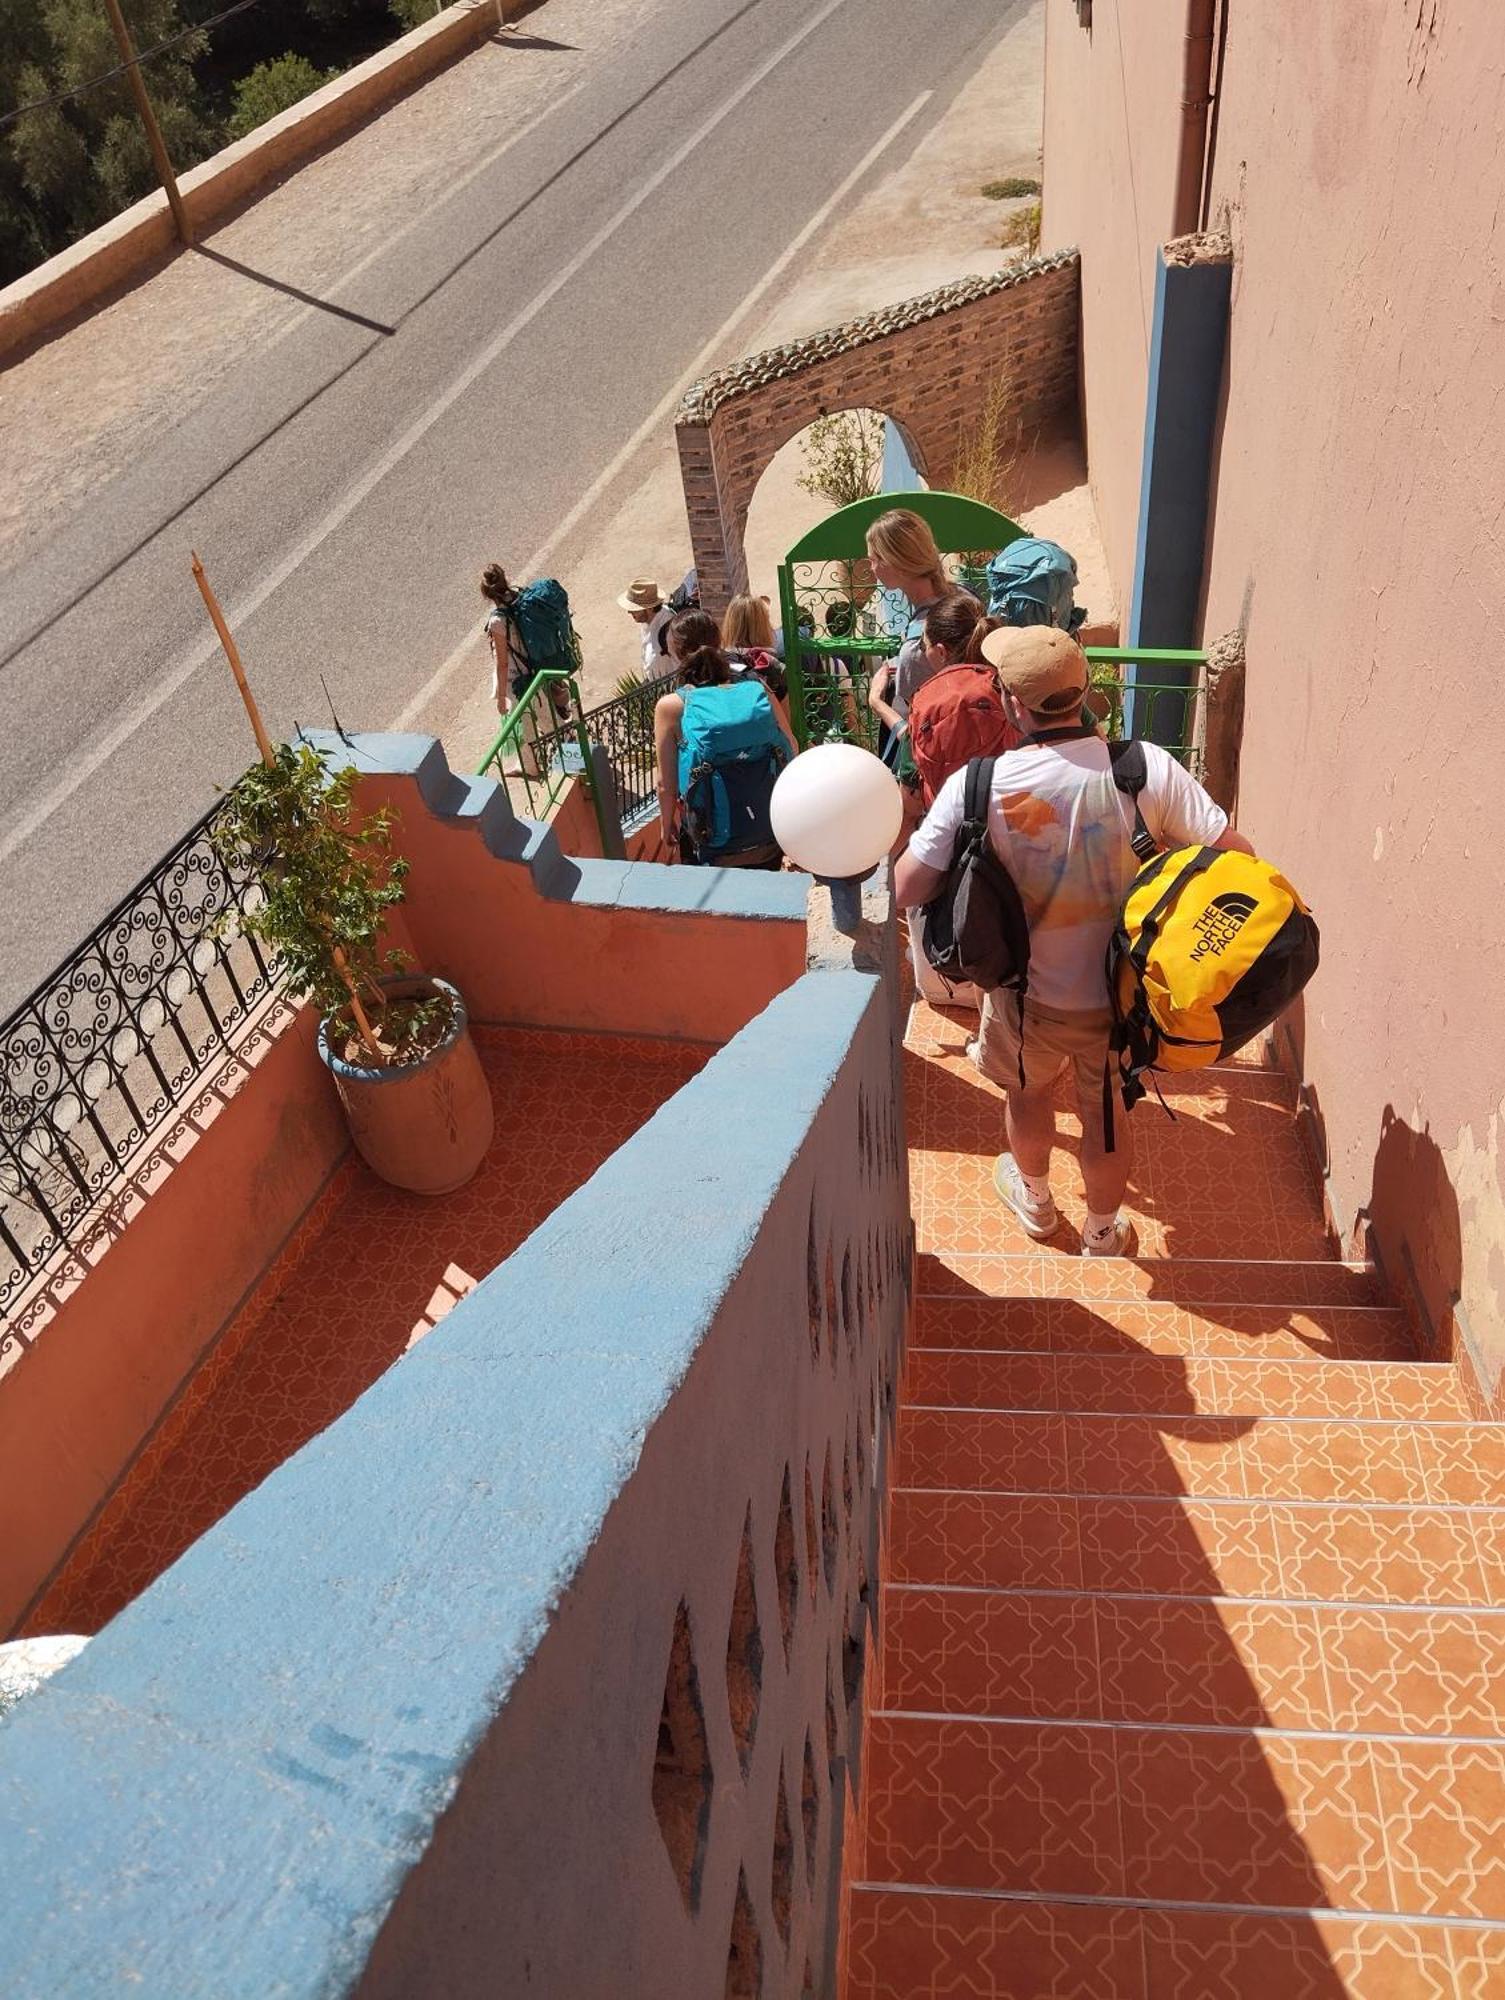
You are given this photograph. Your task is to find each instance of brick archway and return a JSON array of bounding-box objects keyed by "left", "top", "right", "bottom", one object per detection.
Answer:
[{"left": 675, "top": 253, "right": 1080, "bottom": 617}]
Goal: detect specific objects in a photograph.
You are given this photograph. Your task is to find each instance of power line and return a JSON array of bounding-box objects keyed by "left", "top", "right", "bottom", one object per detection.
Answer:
[{"left": 0, "top": 0, "right": 269, "bottom": 135}]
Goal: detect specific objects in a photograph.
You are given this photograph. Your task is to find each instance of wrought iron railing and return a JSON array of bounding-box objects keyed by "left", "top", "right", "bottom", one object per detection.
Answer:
[
  {"left": 1, "top": 796, "right": 279, "bottom": 1334},
  {"left": 476, "top": 670, "right": 614, "bottom": 848},
  {"left": 529, "top": 670, "right": 675, "bottom": 831}
]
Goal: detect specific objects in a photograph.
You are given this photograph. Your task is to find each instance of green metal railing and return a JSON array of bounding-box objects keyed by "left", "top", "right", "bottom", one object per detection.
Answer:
[{"left": 476, "top": 670, "right": 614, "bottom": 853}]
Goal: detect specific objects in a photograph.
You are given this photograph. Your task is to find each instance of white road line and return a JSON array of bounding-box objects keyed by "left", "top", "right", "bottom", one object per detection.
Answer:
[
  {"left": 0, "top": 0, "right": 863, "bottom": 863},
  {"left": 396, "top": 87, "right": 933, "bottom": 730}
]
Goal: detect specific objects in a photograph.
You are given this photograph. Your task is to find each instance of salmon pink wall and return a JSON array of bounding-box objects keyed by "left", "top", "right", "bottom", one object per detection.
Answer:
[
  {"left": 0, "top": 1003, "right": 346, "bottom": 1635},
  {"left": 1044, "top": 0, "right": 1505, "bottom": 1390}
]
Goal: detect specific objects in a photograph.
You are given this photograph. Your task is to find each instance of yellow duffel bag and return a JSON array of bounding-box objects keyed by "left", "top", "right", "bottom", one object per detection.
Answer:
[{"left": 1108, "top": 844, "right": 1320, "bottom": 1111}]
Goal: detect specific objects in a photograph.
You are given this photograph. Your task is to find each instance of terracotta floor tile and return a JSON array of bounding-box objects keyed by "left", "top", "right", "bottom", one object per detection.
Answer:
[
  {"left": 914, "top": 1250, "right": 1384, "bottom": 1309},
  {"left": 1318, "top": 1606, "right": 1505, "bottom": 1736},
  {"left": 1074, "top": 1497, "right": 1282, "bottom": 1598},
  {"left": 887, "top": 1489, "right": 1082, "bottom": 1591},
  {"left": 844, "top": 1889, "right": 1144, "bottom": 2000},
  {"left": 1447, "top": 1925, "right": 1505, "bottom": 1997},
  {"left": 1118, "top": 1727, "right": 1390, "bottom": 1911},
  {"left": 1140, "top": 1909, "right": 1465, "bottom": 1999},
  {"left": 1095, "top": 1597, "right": 1330, "bottom": 1731},
  {"left": 905, "top": 1349, "right": 1057, "bottom": 1411},
  {"left": 894, "top": 1408, "right": 1067, "bottom": 1491},
  {"left": 1271, "top": 1504, "right": 1491, "bottom": 1607},
  {"left": 863, "top": 1714, "right": 1123, "bottom": 1896},
  {"left": 1238, "top": 1421, "right": 1429, "bottom": 1503},
  {"left": 1372, "top": 1738, "right": 1505, "bottom": 1919},
  {"left": 1469, "top": 1513, "right": 1505, "bottom": 1605},
  {"left": 880, "top": 1587, "right": 1099, "bottom": 1718},
  {"left": 1414, "top": 1425, "right": 1505, "bottom": 1508}
]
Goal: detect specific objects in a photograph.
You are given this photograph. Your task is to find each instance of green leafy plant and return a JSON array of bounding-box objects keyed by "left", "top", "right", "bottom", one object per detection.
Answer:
[
  {"left": 796, "top": 410, "right": 886, "bottom": 512},
  {"left": 981, "top": 176, "right": 1041, "bottom": 200},
  {"left": 1000, "top": 200, "right": 1043, "bottom": 258},
  {"left": 228, "top": 53, "right": 337, "bottom": 140},
  {"left": 212, "top": 743, "right": 425, "bottom": 1061}
]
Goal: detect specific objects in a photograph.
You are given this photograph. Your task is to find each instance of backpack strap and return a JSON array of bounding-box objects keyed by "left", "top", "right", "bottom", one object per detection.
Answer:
[
  {"left": 959, "top": 757, "right": 1028, "bottom": 1089},
  {"left": 1107, "top": 739, "right": 1159, "bottom": 865}
]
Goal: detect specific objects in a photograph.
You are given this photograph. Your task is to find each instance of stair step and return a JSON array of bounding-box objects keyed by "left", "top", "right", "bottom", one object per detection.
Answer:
[
  {"left": 917, "top": 1249, "right": 1385, "bottom": 1308},
  {"left": 858, "top": 1712, "right": 1505, "bottom": 1919},
  {"left": 879, "top": 1586, "right": 1505, "bottom": 1736},
  {"left": 887, "top": 1491, "right": 1505, "bottom": 1607},
  {"left": 906, "top": 1350, "right": 1466, "bottom": 1418},
  {"left": 913, "top": 1294, "right": 1414, "bottom": 1361},
  {"left": 845, "top": 1888, "right": 1503, "bottom": 2000},
  {"left": 894, "top": 1408, "right": 1505, "bottom": 1506}
]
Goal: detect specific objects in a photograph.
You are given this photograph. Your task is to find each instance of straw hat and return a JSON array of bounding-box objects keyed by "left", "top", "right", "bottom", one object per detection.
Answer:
[{"left": 617, "top": 577, "right": 664, "bottom": 614}]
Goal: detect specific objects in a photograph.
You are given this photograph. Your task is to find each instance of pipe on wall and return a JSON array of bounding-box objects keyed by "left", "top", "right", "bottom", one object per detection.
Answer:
[{"left": 1173, "top": 0, "right": 1217, "bottom": 237}]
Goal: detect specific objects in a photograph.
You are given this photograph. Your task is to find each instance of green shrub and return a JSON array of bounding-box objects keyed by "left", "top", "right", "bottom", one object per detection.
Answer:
[
  {"left": 228, "top": 54, "right": 337, "bottom": 141},
  {"left": 981, "top": 176, "right": 1041, "bottom": 200},
  {"left": 1000, "top": 200, "right": 1043, "bottom": 258}
]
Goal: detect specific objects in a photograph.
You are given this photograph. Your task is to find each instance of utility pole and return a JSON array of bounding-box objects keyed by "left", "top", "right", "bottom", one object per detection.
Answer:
[{"left": 100, "top": 0, "right": 193, "bottom": 247}]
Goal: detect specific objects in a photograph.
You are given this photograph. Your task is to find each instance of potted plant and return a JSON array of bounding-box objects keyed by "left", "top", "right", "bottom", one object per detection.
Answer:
[{"left": 214, "top": 743, "right": 494, "bottom": 1195}]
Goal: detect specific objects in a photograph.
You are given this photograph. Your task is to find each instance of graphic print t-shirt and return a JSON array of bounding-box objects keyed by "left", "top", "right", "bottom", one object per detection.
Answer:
[{"left": 907, "top": 736, "right": 1229, "bottom": 1009}]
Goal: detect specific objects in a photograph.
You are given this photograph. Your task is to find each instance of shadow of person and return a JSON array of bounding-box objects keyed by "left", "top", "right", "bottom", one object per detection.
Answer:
[{"left": 1356, "top": 1105, "right": 1466, "bottom": 1363}]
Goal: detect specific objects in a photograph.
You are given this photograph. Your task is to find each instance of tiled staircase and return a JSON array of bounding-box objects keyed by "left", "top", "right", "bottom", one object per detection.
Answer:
[{"left": 843, "top": 1004, "right": 1504, "bottom": 1998}]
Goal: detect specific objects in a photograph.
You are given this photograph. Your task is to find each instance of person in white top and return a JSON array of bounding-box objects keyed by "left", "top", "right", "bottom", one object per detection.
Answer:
[
  {"left": 618, "top": 576, "right": 674, "bottom": 676},
  {"left": 895, "top": 626, "right": 1253, "bottom": 1256}
]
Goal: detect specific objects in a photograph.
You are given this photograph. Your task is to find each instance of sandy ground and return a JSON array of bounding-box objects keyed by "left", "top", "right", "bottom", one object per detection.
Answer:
[{"left": 447, "top": 0, "right": 1117, "bottom": 758}]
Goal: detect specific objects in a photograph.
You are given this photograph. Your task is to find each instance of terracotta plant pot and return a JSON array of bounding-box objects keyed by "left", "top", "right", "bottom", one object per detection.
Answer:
[{"left": 317, "top": 975, "right": 494, "bottom": 1195}]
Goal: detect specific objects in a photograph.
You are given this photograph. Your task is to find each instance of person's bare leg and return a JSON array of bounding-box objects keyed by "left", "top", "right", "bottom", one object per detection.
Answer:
[
  {"left": 1005, "top": 1083, "right": 1056, "bottom": 1180},
  {"left": 1076, "top": 1071, "right": 1131, "bottom": 1248}
]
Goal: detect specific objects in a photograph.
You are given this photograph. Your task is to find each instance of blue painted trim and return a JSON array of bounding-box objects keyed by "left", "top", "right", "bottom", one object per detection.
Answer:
[
  {"left": 0, "top": 969, "right": 883, "bottom": 1998},
  {"left": 298, "top": 731, "right": 809, "bottom": 924},
  {"left": 1123, "top": 249, "right": 1232, "bottom": 743}
]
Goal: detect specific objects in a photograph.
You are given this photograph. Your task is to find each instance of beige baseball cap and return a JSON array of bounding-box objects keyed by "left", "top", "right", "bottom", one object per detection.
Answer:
[{"left": 980, "top": 625, "right": 1091, "bottom": 715}]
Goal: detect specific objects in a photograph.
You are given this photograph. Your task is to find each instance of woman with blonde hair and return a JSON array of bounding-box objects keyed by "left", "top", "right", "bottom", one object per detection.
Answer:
[{"left": 863, "top": 509, "right": 952, "bottom": 743}]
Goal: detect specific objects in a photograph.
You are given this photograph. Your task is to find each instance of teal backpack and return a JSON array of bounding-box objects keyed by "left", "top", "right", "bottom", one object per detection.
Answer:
[
  {"left": 508, "top": 579, "right": 581, "bottom": 682},
  {"left": 678, "top": 682, "right": 789, "bottom": 861}
]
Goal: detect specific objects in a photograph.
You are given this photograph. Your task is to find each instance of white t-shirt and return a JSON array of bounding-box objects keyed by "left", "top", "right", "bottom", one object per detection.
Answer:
[
  {"left": 908, "top": 735, "right": 1228, "bottom": 1010},
  {"left": 640, "top": 605, "right": 673, "bottom": 673}
]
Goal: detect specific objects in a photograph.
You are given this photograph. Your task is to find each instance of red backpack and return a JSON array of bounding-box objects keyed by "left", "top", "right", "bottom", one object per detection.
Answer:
[{"left": 908, "top": 664, "right": 1021, "bottom": 805}]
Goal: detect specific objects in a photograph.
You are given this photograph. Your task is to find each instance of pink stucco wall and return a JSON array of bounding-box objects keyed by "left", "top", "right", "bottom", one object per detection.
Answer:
[{"left": 1043, "top": 0, "right": 1505, "bottom": 1387}]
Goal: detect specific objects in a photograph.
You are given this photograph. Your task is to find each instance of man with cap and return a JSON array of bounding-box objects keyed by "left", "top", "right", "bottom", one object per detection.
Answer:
[
  {"left": 895, "top": 626, "right": 1252, "bottom": 1256},
  {"left": 618, "top": 577, "right": 673, "bottom": 676}
]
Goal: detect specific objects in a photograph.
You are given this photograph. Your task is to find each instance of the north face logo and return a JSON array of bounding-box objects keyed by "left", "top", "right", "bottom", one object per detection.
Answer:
[{"left": 1189, "top": 891, "right": 1259, "bottom": 961}]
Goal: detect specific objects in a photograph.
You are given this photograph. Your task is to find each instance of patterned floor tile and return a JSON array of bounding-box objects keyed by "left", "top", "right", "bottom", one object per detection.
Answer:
[
  {"left": 1317, "top": 1607, "right": 1505, "bottom": 1735},
  {"left": 1270, "top": 1505, "right": 1494, "bottom": 1608},
  {"left": 1139, "top": 1909, "right": 1467, "bottom": 1999},
  {"left": 845, "top": 1889, "right": 1145, "bottom": 2000},
  {"left": 1094, "top": 1596, "right": 1329, "bottom": 1731},
  {"left": 911, "top": 1295, "right": 1414, "bottom": 1362},
  {"left": 1372, "top": 1738, "right": 1505, "bottom": 1919},
  {"left": 887, "top": 1491, "right": 1082, "bottom": 1592},
  {"left": 863, "top": 1714, "right": 1123, "bottom": 1897},
  {"left": 915, "top": 1251, "right": 1386, "bottom": 1309},
  {"left": 880, "top": 1588, "right": 1099, "bottom": 1719},
  {"left": 25, "top": 1027, "right": 707, "bottom": 1635}
]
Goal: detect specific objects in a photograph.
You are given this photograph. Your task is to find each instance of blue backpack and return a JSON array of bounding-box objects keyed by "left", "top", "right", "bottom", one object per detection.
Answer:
[
  {"left": 507, "top": 578, "right": 581, "bottom": 682},
  {"left": 678, "top": 682, "right": 789, "bottom": 861},
  {"left": 986, "top": 538, "right": 1087, "bottom": 632}
]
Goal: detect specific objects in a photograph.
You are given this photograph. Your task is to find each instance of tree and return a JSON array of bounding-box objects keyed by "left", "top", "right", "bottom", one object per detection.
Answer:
[
  {"left": 0, "top": 0, "right": 213, "bottom": 286},
  {"left": 228, "top": 51, "right": 333, "bottom": 139},
  {"left": 796, "top": 409, "right": 887, "bottom": 512}
]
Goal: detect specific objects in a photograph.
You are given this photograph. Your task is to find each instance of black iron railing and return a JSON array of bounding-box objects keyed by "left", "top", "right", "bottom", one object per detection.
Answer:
[
  {"left": 0, "top": 796, "right": 278, "bottom": 1335},
  {"left": 532, "top": 672, "right": 673, "bottom": 830}
]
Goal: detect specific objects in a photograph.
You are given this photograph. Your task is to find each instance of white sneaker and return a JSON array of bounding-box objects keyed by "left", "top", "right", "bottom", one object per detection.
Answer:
[
  {"left": 991, "top": 1154, "right": 1059, "bottom": 1240},
  {"left": 1081, "top": 1218, "right": 1139, "bottom": 1258},
  {"left": 964, "top": 1037, "right": 982, "bottom": 1066}
]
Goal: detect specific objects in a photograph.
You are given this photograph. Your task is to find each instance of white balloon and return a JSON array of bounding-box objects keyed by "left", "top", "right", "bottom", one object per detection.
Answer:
[{"left": 770, "top": 743, "right": 904, "bottom": 879}]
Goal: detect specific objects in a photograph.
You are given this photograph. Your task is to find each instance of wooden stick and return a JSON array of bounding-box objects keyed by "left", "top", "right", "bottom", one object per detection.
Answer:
[
  {"left": 102, "top": 0, "right": 193, "bottom": 247},
  {"left": 193, "top": 552, "right": 385, "bottom": 1065},
  {"left": 192, "top": 552, "right": 274, "bottom": 768}
]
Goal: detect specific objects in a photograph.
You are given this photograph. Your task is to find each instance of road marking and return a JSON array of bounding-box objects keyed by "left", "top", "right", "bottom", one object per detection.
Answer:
[
  {"left": 396, "top": 87, "right": 934, "bottom": 731},
  {"left": 0, "top": 0, "right": 867, "bottom": 864}
]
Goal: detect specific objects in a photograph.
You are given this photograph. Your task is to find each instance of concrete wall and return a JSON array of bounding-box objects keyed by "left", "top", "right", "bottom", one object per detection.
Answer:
[
  {"left": 0, "top": 1001, "right": 346, "bottom": 1636},
  {"left": 677, "top": 255, "right": 1081, "bottom": 615},
  {"left": 0, "top": 894, "right": 909, "bottom": 1996},
  {"left": 1042, "top": 0, "right": 1505, "bottom": 1397}
]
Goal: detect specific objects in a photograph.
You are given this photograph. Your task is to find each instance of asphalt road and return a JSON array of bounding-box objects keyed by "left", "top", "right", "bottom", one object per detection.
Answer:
[{"left": 0, "top": 0, "right": 1019, "bottom": 1010}]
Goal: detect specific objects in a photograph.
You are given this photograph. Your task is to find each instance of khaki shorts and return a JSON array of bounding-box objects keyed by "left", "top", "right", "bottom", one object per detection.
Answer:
[{"left": 977, "top": 994, "right": 1116, "bottom": 1141}]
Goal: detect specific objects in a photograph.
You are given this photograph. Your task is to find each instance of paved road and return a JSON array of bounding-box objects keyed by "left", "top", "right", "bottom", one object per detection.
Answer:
[{"left": 0, "top": 0, "right": 1019, "bottom": 1009}]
